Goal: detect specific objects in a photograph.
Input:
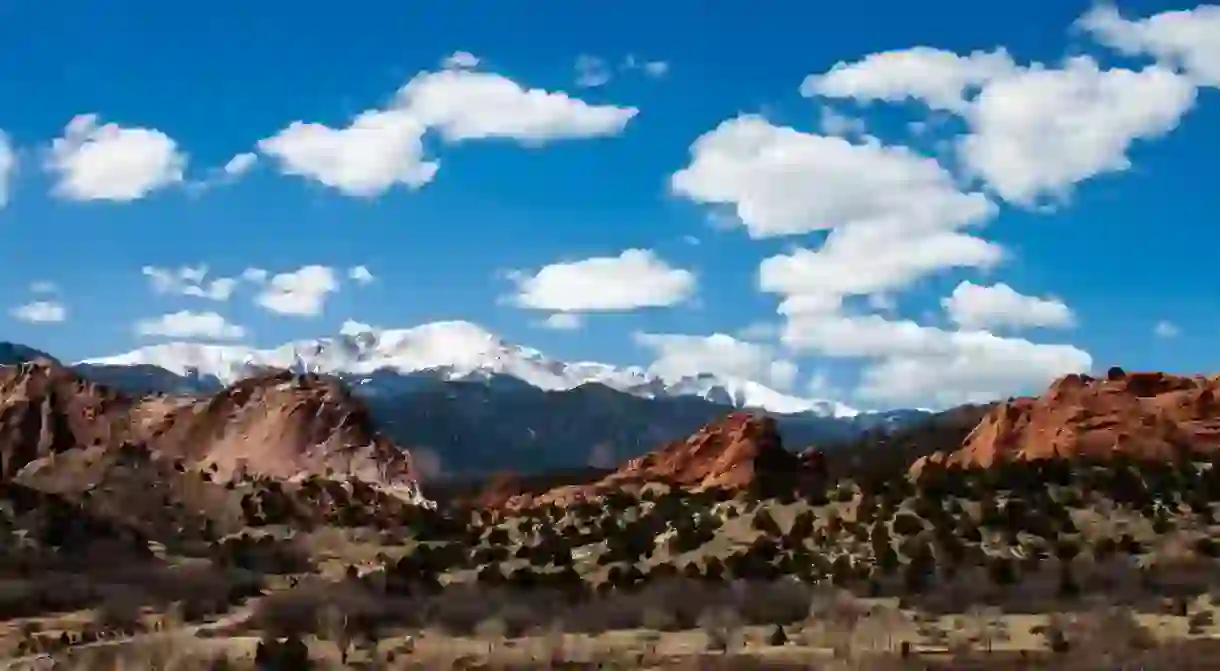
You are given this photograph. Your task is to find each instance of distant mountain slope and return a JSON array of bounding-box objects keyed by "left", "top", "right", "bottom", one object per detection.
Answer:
[
  {"left": 6, "top": 323, "right": 935, "bottom": 475},
  {"left": 0, "top": 343, "right": 57, "bottom": 366},
  {"left": 77, "top": 321, "right": 861, "bottom": 417}
]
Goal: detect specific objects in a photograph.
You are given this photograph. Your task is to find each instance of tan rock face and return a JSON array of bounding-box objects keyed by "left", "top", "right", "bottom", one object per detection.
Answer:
[
  {"left": 913, "top": 370, "right": 1220, "bottom": 474},
  {"left": 0, "top": 361, "right": 418, "bottom": 490}
]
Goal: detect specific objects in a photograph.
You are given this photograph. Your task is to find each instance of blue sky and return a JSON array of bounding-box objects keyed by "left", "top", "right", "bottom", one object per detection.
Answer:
[{"left": 1, "top": 0, "right": 1218, "bottom": 409}]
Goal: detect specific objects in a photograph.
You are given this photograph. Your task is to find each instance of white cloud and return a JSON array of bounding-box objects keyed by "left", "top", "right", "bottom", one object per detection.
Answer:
[
  {"left": 135, "top": 310, "right": 245, "bottom": 340},
  {"left": 257, "top": 110, "right": 438, "bottom": 197},
  {"left": 957, "top": 56, "right": 1196, "bottom": 205},
  {"left": 942, "top": 281, "right": 1075, "bottom": 331},
  {"left": 634, "top": 331, "right": 799, "bottom": 390},
  {"left": 802, "top": 45, "right": 1198, "bottom": 206},
  {"left": 761, "top": 227, "right": 1003, "bottom": 309},
  {"left": 241, "top": 267, "right": 268, "bottom": 284},
  {"left": 781, "top": 311, "right": 1091, "bottom": 407},
  {"left": 1078, "top": 4, "right": 1220, "bottom": 87},
  {"left": 10, "top": 300, "right": 66, "bottom": 324},
  {"left": 223, "top": 152, "right": 257, "bottom": 177},
  {"left": 1154, "top": 320, "right": 1180, "bottom": 338},
  {"left": 803, "top": 47, "right": 1017, "bottom": 112},
  {"left": 347, "top": 265, "right": 375, "bottom": 285},
  {"left": 538, "top": 313, "right": 583, "bottom": 330},
  {"left": 441, "top": 51, "right": 481, "bottom": 70},
  {"left": 340, "top": 319, "right": 376, "bottom": 336},
  {"left": 643, "top": 61, "right": 670, "bottom": 78},
  {"left": 508, "top": 249, "right": 695, "bottom": 312},
  {"left": 397, "top": 69, "right": 638, "bottom": 143},
  {"left": 818, "top": 107, "right": 867, "bottom": 138},
  {"left": 0, "top": 131, "right": 15, "bottom": 208},
  {"left": 575, "top": 54, "right": 612, "bottom": 88},
  {"left": 46, "top": 114, "right": 186, "bottom": 202},
  {"left": 255, "top": 265, "right": 339, "bottom": 317},
  {"left": 671, "top": 115, "right": 994, "bottom": 239},
  {"left": 623, "top": 54, "right": 670, "bottom": 78},
  {"left": 259, "top": 67, "right": 637, "bottom": 196},
  {"left": 142, "top": 265, "right": 238, "bottom": 301},
  {"left": 737, "top": 321, "right": 778, "bottom": 341}
]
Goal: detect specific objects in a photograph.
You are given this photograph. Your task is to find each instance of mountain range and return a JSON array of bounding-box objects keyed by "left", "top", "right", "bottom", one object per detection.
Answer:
[{"left": 3, "top": 321, "right": 930, "bottom": 476}]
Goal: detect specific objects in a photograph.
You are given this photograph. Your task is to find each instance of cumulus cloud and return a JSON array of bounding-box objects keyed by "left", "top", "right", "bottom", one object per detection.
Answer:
[
  {"left": 761, "top": 227, "right": 1003, "bottom": 311},
  {"left": 258, "top": 110, "right": 438, "bottom": 197},
  {"left": 957, "top": 56, "right": 1196, "bottom": 205},
  {"left": 1078, "top": 4, "right": 1220, "bottom": 88},
  {"left": 396, "top": 68, "right": 638, "bottom": 143},
  {"left": 781, "top": 311, "right": 1091, "bottom": 407},
  {"left": 347, "top": 265, "right": 375, "bottom": 285},
  {"left": 10, "top": 300, "right": 67, "bottom": 324},
  {"left": 634, "top": 331, "right": 799, "bottom": 390},
  {"left": 135, "top": 310, "right": 245, "bottom": 340},
  {"left": 0, "top": 131, "right": 15, "bottom": 207},
  {"left": 671, "top": 115, "right": 994, "bottom": 239},
  {"left": 46, "top": 114, "right": 186, "bottom": 201},
  {"left": 507, "top": 249, "right": 695, "bottom": 312},
  {"left": 259, "top": 67, "right": 637, "bottom": 196},
  {"left": 803, "top": 47, "right": 1017, "bottom": 112},
  {"left": 142, "top": 265, "right": 239, "bottom": 301},
  {"left": 802, "top": 46, "right": 1198, "bottom": 206},
  {"left": 942, "top": 281, "right": 1075, "bottom": 331},
  {"left": 254, "top": 265, "right": 339, "bottom": 317}
]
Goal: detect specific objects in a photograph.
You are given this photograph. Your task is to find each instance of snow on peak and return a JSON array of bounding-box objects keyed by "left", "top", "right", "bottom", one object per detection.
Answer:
[{"left": 79, "top": 320, "right": 857, "bottom": 417}]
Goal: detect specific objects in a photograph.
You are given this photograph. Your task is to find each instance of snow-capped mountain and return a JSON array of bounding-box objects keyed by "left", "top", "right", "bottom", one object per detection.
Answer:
[{"left": 78, "top": 320, "right": 861, "bottom": 418}]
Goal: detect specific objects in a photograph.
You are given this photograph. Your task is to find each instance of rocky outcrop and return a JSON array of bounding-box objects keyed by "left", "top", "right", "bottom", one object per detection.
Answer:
[
  {"left": 601, "top": 412, "right": 799, "bottom": 490},
  {"left": 0, "top": 359, "right": 134, "bottom": 479},
  {"left": 0, "top": 361, "right": 420, "bottom": 493},
  {"left": 486, "top": 413, "right": 825, "bottom": 509},
  {"left": 913, "top": 369, "right": 1220, "bottom": 474}
]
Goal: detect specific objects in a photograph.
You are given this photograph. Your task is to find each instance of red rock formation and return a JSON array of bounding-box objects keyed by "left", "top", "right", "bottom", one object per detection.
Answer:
[
  {"left": 0, "top": 361, "right": 419, "bottom": 491},
  {"left": 0, "top": 359, "right": 134, "bottom": 479},
  {"left": 491, "top": 412, "right": 821, "bottom": 509},
  {"left": 601, "top": 412, "right": 797, "bottom": 490},
  {"left": 913, "top": 370, "right": 1220, "bottom": 474}
]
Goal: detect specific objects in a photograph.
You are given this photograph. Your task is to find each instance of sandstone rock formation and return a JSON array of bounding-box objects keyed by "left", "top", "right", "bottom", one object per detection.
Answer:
[
  {"left": 913, "top": 369, "right": 1220, "bottom": 474},
  {"left": 140, "top": 370, "right": 417, "bottom": 487},
  {"left": 602, "top": 412, "right": 800, "bottom": 490},
  {"left": 487, "top": 412, "right": 825, "bottom": 509},
  {"left": 0, "top": 360, "right": 420, "bottom": 492},
  {"left": 0, "top": 359, "right": 133, "bottom": 479}
]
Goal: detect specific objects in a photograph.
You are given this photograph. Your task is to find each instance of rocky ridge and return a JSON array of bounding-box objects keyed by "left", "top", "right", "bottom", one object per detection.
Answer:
[
  {"left": 914, "top": 368, "right": 1220, "bottom": 474},
  {"left": 0, "top": 359, "right": 420, "bottom": 495}
]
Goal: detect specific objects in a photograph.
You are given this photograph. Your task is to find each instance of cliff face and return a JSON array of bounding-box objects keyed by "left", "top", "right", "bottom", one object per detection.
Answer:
[
  {"left": 914, "top": 369, "right": 1220, "bottom": 473},
  {"left": 0, "top": 361, "right": 420, "bottom": 492}
]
